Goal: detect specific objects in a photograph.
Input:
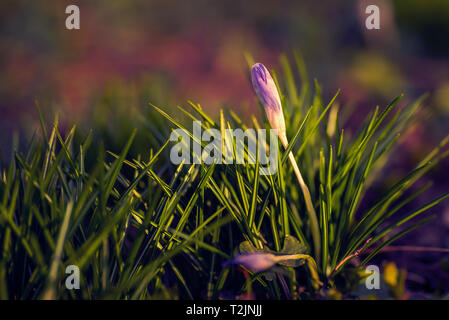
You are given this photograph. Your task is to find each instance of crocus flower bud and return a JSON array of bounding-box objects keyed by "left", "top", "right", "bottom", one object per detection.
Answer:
[
  {"left": 251, "top": 64, "right": 321, "bottom": 260},
  {"left": 229, "top": 253, "right": 277, "bottom": 272},
  {"left": 251, "top": 63, "right": 288, "bottom": 147},
  {"left": 224, "top": 252, "right": 309, "bottom": 273}
]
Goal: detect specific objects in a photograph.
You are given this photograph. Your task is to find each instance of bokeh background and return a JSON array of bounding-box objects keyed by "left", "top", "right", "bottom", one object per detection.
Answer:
[{"left": 1, "top": 0, "right": 449, "bottom": 297}]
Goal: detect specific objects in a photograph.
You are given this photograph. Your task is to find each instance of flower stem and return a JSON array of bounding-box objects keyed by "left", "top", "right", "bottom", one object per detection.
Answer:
[
  {"left": 279, "top": 131, "right": 321, "bottom": 262},
  {"left": 287, "top": 151, "right": 321, "bottom": 261}
]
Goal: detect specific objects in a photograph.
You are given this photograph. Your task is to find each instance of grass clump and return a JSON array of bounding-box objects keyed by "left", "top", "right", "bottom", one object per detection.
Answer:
[{"left": 1, "top": 53, "right": 449, "bottom": 299}]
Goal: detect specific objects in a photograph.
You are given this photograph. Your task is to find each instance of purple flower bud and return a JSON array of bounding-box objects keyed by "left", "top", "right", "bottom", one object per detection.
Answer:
[
  {"left": 251, "top": 63, "right": 282, "bottom": 112},
  {"left": 225, "top": 253, "right": 277, "bottom": 272},
  {"left": 251, "top": 63, "right": 287, "bottom": 146}
]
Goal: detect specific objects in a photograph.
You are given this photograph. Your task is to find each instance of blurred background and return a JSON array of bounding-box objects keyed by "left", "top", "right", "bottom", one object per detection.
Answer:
[{"left": 1, "top": 0, "right": 449, "bottom": 297}]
